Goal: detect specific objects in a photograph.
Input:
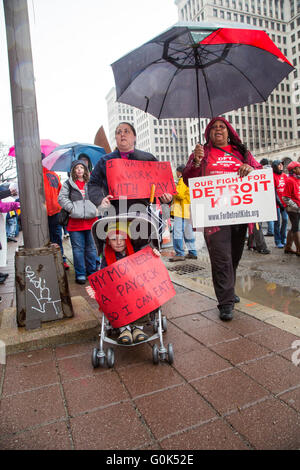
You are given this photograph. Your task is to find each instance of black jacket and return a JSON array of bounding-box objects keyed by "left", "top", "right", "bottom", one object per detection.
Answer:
[{"left": 88, "top": 148, "right": 157, "bottom": 213}]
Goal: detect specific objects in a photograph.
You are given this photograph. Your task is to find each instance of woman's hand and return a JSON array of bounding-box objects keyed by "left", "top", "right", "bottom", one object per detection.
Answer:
[
  {"left": 193, "top": 144, "right": 204, "bottom": 166},
  {"left": 238, "top": 164, "right": 253, "bottom": 177},
  {"left": 100, "top": 195, "right": 113, "bottom": 208},
  {"left": 152, "top": 248, "right": 160, "bottom": 257},
  {"left": 160, "top": 193, "right": 173, "bottom": 204}
]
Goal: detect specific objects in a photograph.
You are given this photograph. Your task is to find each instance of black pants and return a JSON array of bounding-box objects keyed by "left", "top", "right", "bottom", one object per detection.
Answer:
[
  {"left": 247, "top": 223, "right": 268, "bottom": 251},
  {"left": 204, "top": 224, "right": 247, "bottom": 310}
]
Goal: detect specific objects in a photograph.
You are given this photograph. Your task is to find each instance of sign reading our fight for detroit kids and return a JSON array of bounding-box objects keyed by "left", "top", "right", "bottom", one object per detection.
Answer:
[
  {"left": 189, "top": 169, "right": 277, "bottom": 228},
  {"left": 88, "top": 246, "right": 176, "bottom": 328},
  {"left": 106, "top": 159, "right": 176, "bottom": 199}
]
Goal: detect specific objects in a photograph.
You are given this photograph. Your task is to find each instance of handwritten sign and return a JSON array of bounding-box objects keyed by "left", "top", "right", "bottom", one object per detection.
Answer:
[
  {"left": 189, "top": 169, "right": 277, "bottom": 228},
  {"left": 88, "top": 246, "right": 176, "bottom": 328},
  {"left": 106, "top": 159, "right": 176, "bottom": 199}
]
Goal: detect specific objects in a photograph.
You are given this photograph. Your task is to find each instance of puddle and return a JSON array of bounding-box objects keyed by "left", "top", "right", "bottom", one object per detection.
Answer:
[{"left": 192, "top": 274, "right": 300, "bottom": 318}]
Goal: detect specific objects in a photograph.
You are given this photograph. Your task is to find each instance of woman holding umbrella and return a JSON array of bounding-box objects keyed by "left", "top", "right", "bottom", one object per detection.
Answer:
[{"left": 183, "top": 117, "right": 262, "bottom": 321}]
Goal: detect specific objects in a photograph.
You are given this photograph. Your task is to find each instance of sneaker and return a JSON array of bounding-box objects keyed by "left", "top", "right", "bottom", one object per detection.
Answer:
[
  {"left": 7, "top": 236, "right": 18, "bottom": 242},
  {"left": 257, "top": 249, "right": 270, "bottom": 254},
  {"left": 169, "top": 256, "right": 185, "bottom": 262},
  {"left": 219, "top": 307, "right": 234, "bottom": 321},
  {"left": 132, "top": 327, "right": 148, "bottom": 343},
  {"left": 264, "top": 233, "right": 274, "bottom": 237},
  {"left": 117, "top": 328, "right": 133, "bottom": 345},
  {"left": 185, "top": 253, "right": 198, "bottom": 259},
  {"left": 276, "top": 244, "right": 284, "bottom": 249},
  {"left": 75, "top": 277, "right": 86, "bottom": 285},
  {"left": 63, "top": 262, "right": 70, "bottom": 270}
]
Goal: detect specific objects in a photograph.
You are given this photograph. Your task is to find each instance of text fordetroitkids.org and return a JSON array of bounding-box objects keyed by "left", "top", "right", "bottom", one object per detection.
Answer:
[{"left": 208, "top": 208, "right": 260, "bottom": 221}]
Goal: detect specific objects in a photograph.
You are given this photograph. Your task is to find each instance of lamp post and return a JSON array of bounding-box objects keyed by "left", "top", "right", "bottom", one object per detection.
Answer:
[{"left": 4, "top": 0, "right": 73, "bottom": 329}]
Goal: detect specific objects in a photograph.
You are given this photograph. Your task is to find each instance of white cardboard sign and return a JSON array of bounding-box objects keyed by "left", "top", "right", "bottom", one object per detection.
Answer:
[{"left": 189, "top": 169, "right": 277, "bottom": 228}]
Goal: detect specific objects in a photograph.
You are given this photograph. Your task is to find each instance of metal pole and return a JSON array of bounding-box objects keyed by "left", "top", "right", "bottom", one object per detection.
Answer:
[
  {"left": 4, "top": 0, "right": 49, "bottom": 249},
  {"left": 4, "top": 0, "right": 73, "bottom": 329}
]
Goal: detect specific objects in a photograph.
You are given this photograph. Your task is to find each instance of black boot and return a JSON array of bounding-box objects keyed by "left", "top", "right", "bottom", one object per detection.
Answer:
[{"left": 219, "top": 306, "right": 234, "bottom": 321}]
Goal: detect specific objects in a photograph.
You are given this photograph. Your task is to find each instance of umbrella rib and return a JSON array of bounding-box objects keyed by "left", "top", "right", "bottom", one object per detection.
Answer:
[
  {"left": 201, "top": 44, "right": 269, "bottom": 101},
  {"left": 220, "top": 51, "right": 268, "bottom": 101},
  {"left": 157, "top": 67, "right": 182, "bottom": 119}
]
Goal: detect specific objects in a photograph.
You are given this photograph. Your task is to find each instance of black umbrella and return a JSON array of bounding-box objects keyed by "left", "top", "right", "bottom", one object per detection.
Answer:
[{"left": 111, "top": 21, "right": 293, "bottom": 139}]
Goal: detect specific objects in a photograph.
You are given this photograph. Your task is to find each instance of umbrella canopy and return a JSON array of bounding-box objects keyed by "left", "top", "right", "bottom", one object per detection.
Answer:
[
  {"left": 8, "top": 139, "right": 60, "bottom": 157},
  {"left": 111, "top": 21, "right": 293, "bottom": 136},
  {"left": 42, "top": 142, "right": 106, "bottom": 172}
]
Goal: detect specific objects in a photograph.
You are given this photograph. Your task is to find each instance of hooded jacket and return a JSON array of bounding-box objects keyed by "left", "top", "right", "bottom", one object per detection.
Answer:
[
  {"left": 183, "top": 116, "right": 261, "bottom": 184},
  {"left": 58, "top": 160, "right": 98, "bottom": 220},
  {"left": 271, "top": 160, "right": 287, "bottom": 209},
  {"left": 171, "top": 176, "right": 191, "bottom": 219}
]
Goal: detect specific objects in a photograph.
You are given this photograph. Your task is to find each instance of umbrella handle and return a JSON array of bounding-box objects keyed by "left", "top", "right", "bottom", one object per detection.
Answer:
[{"left": 150, "top": 184, "right": 156, "bottom": 204}]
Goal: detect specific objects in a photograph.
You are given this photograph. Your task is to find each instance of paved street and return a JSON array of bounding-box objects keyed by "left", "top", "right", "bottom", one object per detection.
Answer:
[{"left": 0, "top": 236, "right": 300, "bottom": 450}]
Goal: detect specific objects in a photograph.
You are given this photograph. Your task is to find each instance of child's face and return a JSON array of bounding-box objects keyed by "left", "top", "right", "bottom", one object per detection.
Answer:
[
  {"left": 108, "top": 233, "right": 127, "bottom": 252},
  {"left": 74, "top": 164, "right": 85, "bottom": 179}
]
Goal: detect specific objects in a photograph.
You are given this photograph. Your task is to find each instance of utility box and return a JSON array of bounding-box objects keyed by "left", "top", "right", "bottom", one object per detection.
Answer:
[{"left": 15, "top": 245, "right": 74, "bottom": 330}]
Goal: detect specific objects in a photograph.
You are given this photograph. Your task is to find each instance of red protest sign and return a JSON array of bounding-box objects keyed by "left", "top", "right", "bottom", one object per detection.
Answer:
[
  {"left": 88, "top": 246, "right": 176, "bottom": 328},
  {"left": 106, "top": 159, "right": 176, "bottom": 199}
]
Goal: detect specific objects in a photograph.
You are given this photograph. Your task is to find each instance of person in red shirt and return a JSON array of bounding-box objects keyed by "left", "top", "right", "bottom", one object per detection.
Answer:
[
  {"left": 183, "top": 117, "right": 262, "bottom": 321},
  {"left": 42, "top": 165, "right": 69, "bottom": 269},
  {"left": 58, "top": 160, "right": 98, "bottom": 284},
  {"left": 271, "top": 160, "right": 288, "bottom": 248},
  {"left": 282, "top": 161, "right": 300, "bottom": 256}
]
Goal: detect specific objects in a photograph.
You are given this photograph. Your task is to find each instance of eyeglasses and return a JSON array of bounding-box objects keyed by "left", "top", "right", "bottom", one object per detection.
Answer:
[{"left": 115, "top": 128, "right": 132, "bottom": 136}]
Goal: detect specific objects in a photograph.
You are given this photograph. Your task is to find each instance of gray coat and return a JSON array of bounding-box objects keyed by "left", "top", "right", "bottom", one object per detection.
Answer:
[{"left": 58, "top": 178, "right": 98, "bottom": 219}]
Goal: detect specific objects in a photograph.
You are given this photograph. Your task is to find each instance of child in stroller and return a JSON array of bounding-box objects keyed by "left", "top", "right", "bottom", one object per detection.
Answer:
[
  {"left": 90, "top": 212, "right": 175, "bottom": 368},
  {"left": 99, "top": 220, "right": 161, "bottom": 345}
]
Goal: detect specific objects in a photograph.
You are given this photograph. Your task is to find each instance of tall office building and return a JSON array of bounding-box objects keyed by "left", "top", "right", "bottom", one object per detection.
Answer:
[
  {"left": 106, "top": 87, "right": 189, "bottom": 168},
  {"left": 175, "top": 0, "right": 300, "bottom": 157}
]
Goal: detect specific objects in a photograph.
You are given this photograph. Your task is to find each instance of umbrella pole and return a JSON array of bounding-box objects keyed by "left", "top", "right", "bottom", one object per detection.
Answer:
[{"left": 195, "top": 66, "right": 201, "bottom": 143}]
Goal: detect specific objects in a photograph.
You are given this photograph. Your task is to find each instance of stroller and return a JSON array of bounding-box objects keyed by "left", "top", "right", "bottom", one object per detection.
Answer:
[{"left": 90, "top": 212, "right": 174, "bottom": 368}]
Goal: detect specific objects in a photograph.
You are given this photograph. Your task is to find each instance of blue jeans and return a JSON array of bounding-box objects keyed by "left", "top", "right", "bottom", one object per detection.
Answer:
[
  {"left": 69, "top": 230, "right": 97, "bottom": 279},
  {"left": 6, "top": 216, "right": 17, "bottom": 237},
  {"left": 274, "top": 207, "right": 288, "bottom": 246},
  {"left": 48, "top": 214, "right": 66, "bottom": 262},
  {"left": 172, "top": 216, "right": 197, "bottom": 257},
  {"left": 267, "top": 221, "right": 274, "bottom": 235}
]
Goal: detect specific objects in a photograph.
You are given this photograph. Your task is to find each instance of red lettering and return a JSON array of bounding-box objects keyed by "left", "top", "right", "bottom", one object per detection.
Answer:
[
  {"left": 231, "top": 195, "right": 241, "bottom": 205},
  {"left": 192, "top": 188, "right": 203, "bottom": 198},
  {"left": 204, "top": 187, "right": 214, "bottom": 197},
  {"left": 243, "top": 194, "right": 253, "bottom": 204}
]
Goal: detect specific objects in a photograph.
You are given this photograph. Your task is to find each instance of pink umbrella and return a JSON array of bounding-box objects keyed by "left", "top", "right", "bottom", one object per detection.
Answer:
[{"left": 8, "top": 139, "right": 60, "bottom": 157}]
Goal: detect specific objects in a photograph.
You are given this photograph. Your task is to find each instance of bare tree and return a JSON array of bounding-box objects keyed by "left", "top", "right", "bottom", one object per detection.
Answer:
[{"left": 0, "top": 142, "right": 17, "bottom": 183}]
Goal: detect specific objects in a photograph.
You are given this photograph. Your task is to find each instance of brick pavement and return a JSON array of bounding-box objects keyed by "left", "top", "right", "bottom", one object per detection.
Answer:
[{"left": 0, "top": 237, "right": 300, "bottom": 450}]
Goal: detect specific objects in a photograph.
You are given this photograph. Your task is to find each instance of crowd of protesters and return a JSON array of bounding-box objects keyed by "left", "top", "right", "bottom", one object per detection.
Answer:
[{"left": 1, "top": 122, "right": 299, "bottom": 317}]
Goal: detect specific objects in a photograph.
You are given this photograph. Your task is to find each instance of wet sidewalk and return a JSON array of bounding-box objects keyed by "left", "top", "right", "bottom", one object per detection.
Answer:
[{"left": 1, "top": 238, "right": 300, "bottom": 450}]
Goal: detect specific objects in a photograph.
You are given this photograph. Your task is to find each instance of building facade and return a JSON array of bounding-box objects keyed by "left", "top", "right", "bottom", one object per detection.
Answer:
[
  {"left": 106, "top": 1, "right": 300, "bottom": 166},
  {"left": 175, "top": 0, "right": 300, "bottom": 160}
]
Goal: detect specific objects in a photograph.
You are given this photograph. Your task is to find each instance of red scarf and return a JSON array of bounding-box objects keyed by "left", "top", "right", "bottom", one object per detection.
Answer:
[{"left": 104, "top": 235, "right": 135, "bottom": 266}]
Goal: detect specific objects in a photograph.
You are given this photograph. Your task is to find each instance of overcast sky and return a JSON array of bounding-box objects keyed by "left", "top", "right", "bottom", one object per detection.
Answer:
[{"left": 0, "top": 0, "right": 178, "bottom": 148}]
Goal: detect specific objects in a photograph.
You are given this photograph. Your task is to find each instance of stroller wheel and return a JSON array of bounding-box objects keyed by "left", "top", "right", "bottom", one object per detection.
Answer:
[
  {"left": 106, "top": 348, "right": 115, "bottom": 368},
  {"left": 167, "top": 343, "right": 174, "bottom": 365},
  {"left": 152, "top": 344, "right": 159, "bottom": 365},
  {"left": 162, "top": 316, "right": 167, "bottom": 332},
  {"left": 92, "top": 348, "right": 99, "bottom": 368}
]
